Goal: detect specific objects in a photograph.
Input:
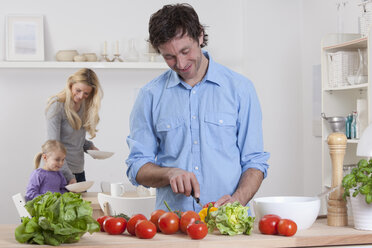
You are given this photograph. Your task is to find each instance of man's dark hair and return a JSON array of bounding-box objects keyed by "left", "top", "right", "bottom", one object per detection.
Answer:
[{"left": 148, "top": 3, "right": 208, "bottom": 52}]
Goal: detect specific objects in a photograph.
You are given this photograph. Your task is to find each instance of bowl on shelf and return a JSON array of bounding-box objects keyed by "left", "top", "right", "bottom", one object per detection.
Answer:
[
  {"left": 56, "top": 50, "right": 78, "bottom": 61},
  {"left": 253, "top": 196, "right": 320, "bottom": 230},
  {"left": 83, "top": 53, "right": 98, "bottom": 62}
]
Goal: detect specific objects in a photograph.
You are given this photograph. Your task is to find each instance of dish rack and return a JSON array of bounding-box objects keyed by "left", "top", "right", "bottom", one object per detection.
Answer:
[{"left": 327, "top": 51, "right": 359, "bottom": 88}]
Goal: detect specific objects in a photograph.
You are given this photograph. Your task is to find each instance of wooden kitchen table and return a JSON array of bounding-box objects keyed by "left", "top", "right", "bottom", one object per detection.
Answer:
[{"left": 2, "top": 217, "right": 372, "bottom": 248}]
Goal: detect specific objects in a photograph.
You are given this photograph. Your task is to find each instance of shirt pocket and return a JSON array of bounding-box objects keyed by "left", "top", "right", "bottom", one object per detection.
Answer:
[
  {"left": 204, "top": 112, "right": 237, "bottom": 152},
  {"left": 156, "top": 117, "right": 186, "bottom": 158}
]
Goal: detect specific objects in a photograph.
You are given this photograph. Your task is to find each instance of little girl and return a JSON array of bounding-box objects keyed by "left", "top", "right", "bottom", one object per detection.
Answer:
[{"left": 25, "top": 140, "right": 68, "bottom": 201}]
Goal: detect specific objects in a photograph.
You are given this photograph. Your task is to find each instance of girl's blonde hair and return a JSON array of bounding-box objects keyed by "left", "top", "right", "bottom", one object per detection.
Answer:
[
  {"left": 34, "top": 140, "right": 67, "bottom": 169},
  {"left": 46, "top": 68, "right": 103, "bottom": 138}
]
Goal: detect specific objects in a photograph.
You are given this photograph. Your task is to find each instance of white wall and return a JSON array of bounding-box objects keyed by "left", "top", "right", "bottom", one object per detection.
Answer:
[{"left": 0, "top": 0, "right": 363, "bottom": 224}]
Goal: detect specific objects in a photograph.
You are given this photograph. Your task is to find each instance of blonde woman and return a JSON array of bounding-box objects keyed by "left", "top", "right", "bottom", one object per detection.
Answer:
[
  {"left": 46, "top": 68, "right": 103, "bottom": 184},
  {"left": 25, "top": 140, "right": 68, "bottom": 201}
]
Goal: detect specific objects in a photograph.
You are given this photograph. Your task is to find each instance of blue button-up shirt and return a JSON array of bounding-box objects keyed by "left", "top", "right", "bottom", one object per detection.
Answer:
[{"left": 126, "top": 52, "right": 270, "bottom": 212}]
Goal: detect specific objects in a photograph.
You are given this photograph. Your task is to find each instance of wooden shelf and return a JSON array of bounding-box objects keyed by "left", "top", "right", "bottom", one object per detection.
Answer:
[
  {"left": 323, "top": 36, "right": 367, "bottom": 51},
  {"left": 323, "top": 83, "right": 368, "bottom": 92},
  {"left": 0, "top": 61, "right": 168, "bottom": 69}
]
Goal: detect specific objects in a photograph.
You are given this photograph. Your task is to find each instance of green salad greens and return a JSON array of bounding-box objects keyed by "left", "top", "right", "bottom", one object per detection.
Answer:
[
  {"left": 15, "top": 192, "right": 100, "bottom": 246},
  {"left": 207, "top": 201, "right": 254, "bottom": 235}
]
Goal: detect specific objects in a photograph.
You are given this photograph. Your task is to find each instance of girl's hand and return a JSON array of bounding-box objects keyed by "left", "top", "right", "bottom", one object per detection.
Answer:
[{"left": 69, "top": 178, "right": 77, "bottom": 185}]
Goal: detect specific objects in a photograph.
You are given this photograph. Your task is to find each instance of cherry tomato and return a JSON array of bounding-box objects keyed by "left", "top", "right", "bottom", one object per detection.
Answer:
[
  {"left": 259, "top": 214, "right": 281, "bottom": 235},
  {"left": 103, "top": 217, "right": 127, "bottom": 235},
  {"left": 97, "top": 216, "right": 110, "bottom": 232},
  {"left": 277, "top": 219, "right": 297, "bottom": 237},
  {"left": 180, "top": 211, "right": 200, "bottom": 233},
  {"left": 187, "top": 221, "right": 208, "bottom": 239},
  {"left": 150, "top": 209, "right": 166, "bottom": 232},
  {"left": 135, "top": 220, "right": 157, "bottom": 239},
  {"left": 127, "top": 214, "right": 147, "bottom": 236},
  {"left": 158, "top": 212, "right": 180, "bottom": 234},
  {"left": 202, "top": 202, "right": 216, "bottom": 208}
]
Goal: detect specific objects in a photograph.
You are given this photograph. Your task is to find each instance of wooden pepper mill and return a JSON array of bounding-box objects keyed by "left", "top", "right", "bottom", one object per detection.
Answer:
[{"left": 327, "top": 132, "right": 348, "bottom": 226}]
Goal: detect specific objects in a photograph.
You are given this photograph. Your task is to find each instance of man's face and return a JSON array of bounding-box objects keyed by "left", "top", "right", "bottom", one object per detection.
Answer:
[{"left": 158, "top": 33, "right": 204, "bottom": 85}]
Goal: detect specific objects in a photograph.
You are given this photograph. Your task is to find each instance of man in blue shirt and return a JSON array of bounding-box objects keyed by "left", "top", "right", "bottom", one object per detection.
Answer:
[{"left": 126, "top": 3, "right": 270, "bottom": 212}]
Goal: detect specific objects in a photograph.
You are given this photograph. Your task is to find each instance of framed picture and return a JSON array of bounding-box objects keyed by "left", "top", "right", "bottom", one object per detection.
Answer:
[{"left": 6, "top": 15, "right": 44, "bottom": 61}]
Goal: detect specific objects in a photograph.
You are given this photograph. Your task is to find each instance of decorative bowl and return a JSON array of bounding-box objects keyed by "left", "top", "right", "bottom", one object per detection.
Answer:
[
  {"left": 56, "top": 50, "right": 78, "bottom": 61},
  {"left": 73, "top": 54, "right": 87, "bottom": 62},
  {"left": 83, "top": 53, "right": 98, "bottom": 62},
  {"left": 253, "top": 196, "right": 320, "bottom": 230}
]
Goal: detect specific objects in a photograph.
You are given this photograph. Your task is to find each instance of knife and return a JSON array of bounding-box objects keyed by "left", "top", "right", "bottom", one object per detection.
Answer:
[{"left": 191, "top": 189, "right": 203, "bottom": 208}]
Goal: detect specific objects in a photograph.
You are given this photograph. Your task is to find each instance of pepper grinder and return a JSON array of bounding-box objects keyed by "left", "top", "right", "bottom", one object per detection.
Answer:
[{"left": 327, "top": 132, "right": 348, "bottom": 226}]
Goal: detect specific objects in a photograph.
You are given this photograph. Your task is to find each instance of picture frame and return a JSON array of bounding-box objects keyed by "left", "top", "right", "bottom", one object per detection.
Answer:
[{"left": 6, "top": 15, "right": 45, "bottom": 61}]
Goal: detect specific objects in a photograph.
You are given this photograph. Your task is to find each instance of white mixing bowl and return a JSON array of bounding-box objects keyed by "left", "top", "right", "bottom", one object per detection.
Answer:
[{"left": 253, "top": 196, "right": 320, "bottom": 230}]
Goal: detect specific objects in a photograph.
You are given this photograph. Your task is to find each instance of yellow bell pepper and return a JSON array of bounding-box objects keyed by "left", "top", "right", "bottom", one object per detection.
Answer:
[{"left": 198, "top": 206, "right": 218, "bottom": 223}]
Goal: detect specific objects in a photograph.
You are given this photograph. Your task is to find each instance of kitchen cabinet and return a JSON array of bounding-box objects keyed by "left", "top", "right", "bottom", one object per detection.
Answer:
[
  {"left": 321, "top": 33, "right": 372, "bottom": 212},
  {"left": 3, "top": 218, "right": 372, "bottom": 247}
]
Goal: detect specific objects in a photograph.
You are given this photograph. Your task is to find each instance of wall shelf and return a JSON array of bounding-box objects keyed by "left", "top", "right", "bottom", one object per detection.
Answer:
[
  {"left": 323, "top": 83, "right": 368, "bottom": 92},
  {"left": 0, "top": 61, "right": 168, "bottom": 69}
]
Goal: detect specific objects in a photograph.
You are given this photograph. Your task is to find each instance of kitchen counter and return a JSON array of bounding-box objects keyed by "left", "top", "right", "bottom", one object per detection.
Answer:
[{"left": 3, "top": 217, "right": 372, "bottom": 248}]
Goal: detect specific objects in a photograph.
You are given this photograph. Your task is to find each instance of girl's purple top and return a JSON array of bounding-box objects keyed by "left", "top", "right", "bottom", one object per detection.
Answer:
[{"left": 25, "top": 168, "right": 68, "bottom": 201}]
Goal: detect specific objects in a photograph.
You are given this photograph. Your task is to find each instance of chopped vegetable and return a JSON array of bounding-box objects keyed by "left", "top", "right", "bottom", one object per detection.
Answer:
[
  {"left": 15, "top": 192, "right": 100, "bottom": 246},
  {"left": 207, "top": 201, "right": 254, "bottom": 236},
  {"left": 198, "top": 206, "right": 217, "bottom": 223}
]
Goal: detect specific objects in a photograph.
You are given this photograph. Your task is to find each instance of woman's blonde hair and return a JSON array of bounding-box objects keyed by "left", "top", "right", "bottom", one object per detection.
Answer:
[
  {"left": 46, "top": 68, "right": 103, "bottom": 138},
  {"left": 34, "top": 140, "right": 67, "bottom": 169}
]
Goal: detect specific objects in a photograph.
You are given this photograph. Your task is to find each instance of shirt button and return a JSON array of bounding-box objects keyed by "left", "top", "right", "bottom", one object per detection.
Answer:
[
  {"left": 195, "top": 166, "right": 199, "bottom": 170},
  {"left": 192, "top": 115, "right": 196, "bottom": 119},
  {"left": 219, "top": 119, "right": 223, "bottom": 124},
  {"left": 167, "top": 125, "right": 171, "bottom": 128},
  {"left": 192, "top": 90, "right": 196, "bottom": 94},
  {"left": 194, "top": 140, "right": 198, "bottom": 144}
]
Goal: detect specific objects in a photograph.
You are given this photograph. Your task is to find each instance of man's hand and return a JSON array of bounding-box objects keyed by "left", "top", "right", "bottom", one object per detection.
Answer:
[
  {"left": 167, "top": 168, "right": 200, "bottom": 198},
  {"left": 214, "top": 195, "right": 240, "bottom": 208}
]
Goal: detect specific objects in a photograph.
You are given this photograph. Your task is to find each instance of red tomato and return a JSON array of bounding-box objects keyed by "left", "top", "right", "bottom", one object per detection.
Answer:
[
  {"left": 202, "top": 202, "right": 216, "bottom": 208},
  {"left": 103, "top": 217, "right": 127, "bottom": 235},
  {"left": 277, "top": 219, "right": 297, "bottom": 237},
  {"left": 127, "top": 214, "right": 147, "bottom": 236},
  {"left": 180, "top": 211, "right": 200, "bottom": 233},
  {"left": 135, "top": 220, "right": 157, "bottom": 239},
  {"left": 259, "top": 214, "right": 281, "bottom": 235},
  {"left": 150, "top": 209, "right": 166, "bottom": 232},
  {"left": 158, "top": 212, "right": 180, "bottom": 234},
  {"left": 187, "top": 221, "right": 208, "bottom": 239},
  {"left": 97, "top": 216, "right": 110, "bottom": 232}
]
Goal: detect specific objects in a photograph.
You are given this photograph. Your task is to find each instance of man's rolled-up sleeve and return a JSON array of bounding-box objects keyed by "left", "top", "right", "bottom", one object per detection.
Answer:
[
  {"left": 237, "top": 80, "right": 270, "bottom": 178},
  {"left": 126, "top": 89, "right": 157, "bottom": 186}
]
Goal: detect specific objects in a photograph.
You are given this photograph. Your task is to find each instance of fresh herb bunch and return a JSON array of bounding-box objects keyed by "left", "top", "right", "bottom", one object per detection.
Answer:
[{"left": 342, "top": 159, "right": 372, "bottom": 204}]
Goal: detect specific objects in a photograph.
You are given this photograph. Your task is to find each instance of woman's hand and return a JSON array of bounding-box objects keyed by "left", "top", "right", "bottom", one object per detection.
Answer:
[
  {"left": 90, "top": 145, "right": 99, "bottom": 151},
  {"left": 69, "top": 178, "right": 77, "bottom": 185}
]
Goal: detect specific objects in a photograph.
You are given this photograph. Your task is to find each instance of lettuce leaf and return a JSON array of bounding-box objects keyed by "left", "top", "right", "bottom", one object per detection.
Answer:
[
  {"left": 15, "top": 192, "right": 100, "bottom": 246},
  {"left": 207, "top": 201, "right": 254, "bottom": 235}
]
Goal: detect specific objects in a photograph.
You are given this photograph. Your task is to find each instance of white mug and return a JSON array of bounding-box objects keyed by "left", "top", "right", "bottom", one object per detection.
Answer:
[{"left": 111, "top": 183, "right": 125, "bottom": 197}]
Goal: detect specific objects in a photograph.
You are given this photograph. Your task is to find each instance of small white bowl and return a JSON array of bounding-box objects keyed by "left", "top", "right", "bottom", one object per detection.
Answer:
[
  {"left": 87, "top": 150, "right": 114, "bottom": 160},
  {"left": 65, "top": 181, "right": 94, "bottom": 193},
  {"left": 253, "top": 196, "right": 320, "bottom": 230}
]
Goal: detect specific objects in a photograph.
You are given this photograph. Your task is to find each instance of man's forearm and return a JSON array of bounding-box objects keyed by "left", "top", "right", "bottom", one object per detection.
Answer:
[
  {"left": 233, "top": 168, "right": 264, "bottom": 206},
  {"left": 136, "top": 162, "right": 172, "bottom": 188}
]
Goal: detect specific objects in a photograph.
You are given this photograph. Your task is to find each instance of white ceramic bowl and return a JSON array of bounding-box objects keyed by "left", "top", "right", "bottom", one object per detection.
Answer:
[
  {"left": 253, "top": 196, "right": 320, "bottom": 230},
  {"left": 97, "top": 192, "right": 156, "bottom": 218},
  {"left": 65, "top": 181, "right": 94, "bottom": 193},
  {"left": 87, "top": 150, "right": 114, "bottom": 160},
  {"left": 56, "top": 50, "right": 78, "bottom": 61}
]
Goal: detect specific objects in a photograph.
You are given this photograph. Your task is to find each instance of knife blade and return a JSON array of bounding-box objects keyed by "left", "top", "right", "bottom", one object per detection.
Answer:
[{"left": 191, "top": 189, "right": 203, "bottom": 208}]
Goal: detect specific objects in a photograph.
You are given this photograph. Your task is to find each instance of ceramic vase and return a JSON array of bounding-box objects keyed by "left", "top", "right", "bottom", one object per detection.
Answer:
[{"left": 350, "top": 192, "right": 372, "bottom": 230}]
